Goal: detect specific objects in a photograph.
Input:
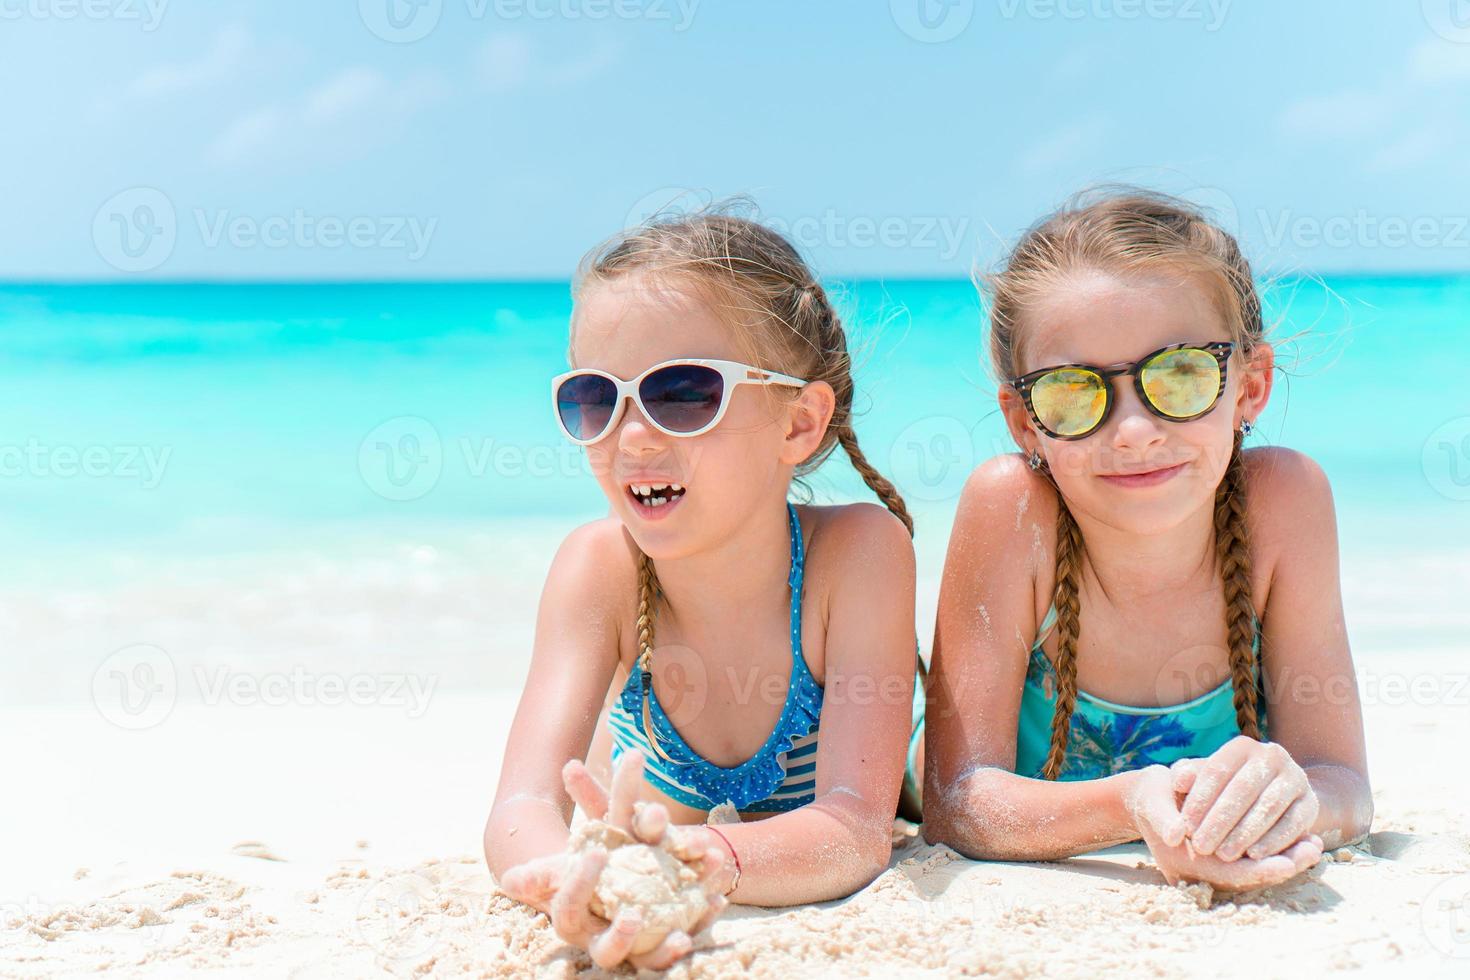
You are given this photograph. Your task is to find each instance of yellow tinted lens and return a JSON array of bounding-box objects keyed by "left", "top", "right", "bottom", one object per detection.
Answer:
[
  {"left": 1030, "top": 368, "right": 1107, "bottom": 437},
  {"left": 1140, "top": 348, "right": 1221, "bottom": 418}
]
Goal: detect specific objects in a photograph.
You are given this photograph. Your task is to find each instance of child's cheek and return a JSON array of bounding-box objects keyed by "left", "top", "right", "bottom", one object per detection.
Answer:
[
  {"left": 585, "top": 445, "right": 618, "bottom": 494},
  {"left": 1048, "top": 442, "right": 1095, "bottom": 488}
]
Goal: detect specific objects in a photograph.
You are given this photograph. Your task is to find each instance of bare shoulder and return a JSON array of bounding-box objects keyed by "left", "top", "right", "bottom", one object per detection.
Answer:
[
  {"left": 1240, "top": 447, "right": 1339, "bottom": 598},
  {"left": 548, "top": 516, "right": 642, "bottom": 619},
  {"left": 799, "top": 501, "right": 914, "bottom": 575},
  {"left": 953, "top": 453, "right": 1060, "bottom": 580},
  {"left": 1241, "top": 446, "right": 1337, "bottom": 542}
]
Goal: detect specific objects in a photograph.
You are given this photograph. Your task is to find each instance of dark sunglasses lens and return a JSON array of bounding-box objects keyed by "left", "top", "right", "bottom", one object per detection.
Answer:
[
  {"left": 1030, "top": 368, "right": 1108, "bottom": 437},
  {"left": 1140, "top": 348, "right": 1222, "bottom": 419},
  {"left": 638, "top": 364, "right": 724, "bottom": 434},
  {"left": 556, "top": 374, "right": 619, "bottom": 441}
]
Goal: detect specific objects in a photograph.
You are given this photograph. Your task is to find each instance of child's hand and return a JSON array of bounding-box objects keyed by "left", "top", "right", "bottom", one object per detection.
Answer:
[
  {"left": 563, "top": 751, "right": 735, "bottom": 897},
  {"left": 1126, "top": 764, "right": 1324, "bottom": 891},
  {"left": 497, "top": 850, "right": 571, "bottom": 915},
  {"left": 1170, "top": 737, "right": 1321, "bottom": 861},
  {"left": 537, "top": 751, "right": 728, "bottom": 969}
]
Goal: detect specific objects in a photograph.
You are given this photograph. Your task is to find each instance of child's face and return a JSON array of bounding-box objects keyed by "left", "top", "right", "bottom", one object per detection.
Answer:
[
  {"left": 1002, "top": 268, "right": 1272, "bottom": 536},
  {"left": 569, "top": 272, "right": 832, "bottom": 559}
]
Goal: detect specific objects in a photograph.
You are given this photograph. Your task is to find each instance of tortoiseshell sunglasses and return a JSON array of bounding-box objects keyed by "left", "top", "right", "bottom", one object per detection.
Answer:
[{"left": 1009, "top": 341, "right": 1234, "bottom": 440}]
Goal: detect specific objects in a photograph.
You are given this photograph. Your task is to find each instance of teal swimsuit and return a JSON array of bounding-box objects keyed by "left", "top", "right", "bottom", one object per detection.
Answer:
[
  {"left": 906, "top": 605, "right": 1266, "bottom": 799},
  {"left": 1015, "top": 605, "right": 1266, "bottom": 780}
]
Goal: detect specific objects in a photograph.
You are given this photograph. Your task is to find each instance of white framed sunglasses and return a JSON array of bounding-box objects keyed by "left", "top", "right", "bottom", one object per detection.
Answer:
[{"left": 551, "top": 358, "right": 808, "bottom": 445}]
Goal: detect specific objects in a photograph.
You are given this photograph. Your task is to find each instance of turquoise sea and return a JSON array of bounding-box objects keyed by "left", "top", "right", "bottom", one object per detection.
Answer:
[{"left": 0, "top": 277, "right": 1466, "bottom": 688}]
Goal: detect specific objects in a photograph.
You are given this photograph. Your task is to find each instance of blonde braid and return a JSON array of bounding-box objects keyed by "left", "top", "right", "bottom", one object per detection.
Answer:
[
  {"left": 634, "top": 549, "right": 681, "bottom": 764},
  {"left": 836, "top": 424, "right": 914, "bottom": 536},
  {"left": 635, "top": 550, "right": 659, "bottom": 671},
  {"left": 1214, "top": 429, "right": 1262, "bottom": 739},
  {"left": 1041, "top": 499, "right": 1086, "bottom": 780}
]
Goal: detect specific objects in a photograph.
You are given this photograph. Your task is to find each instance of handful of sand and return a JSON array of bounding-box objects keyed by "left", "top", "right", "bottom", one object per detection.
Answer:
[{"left": 567, "top": 820, "right": 710, "bottom": 955}]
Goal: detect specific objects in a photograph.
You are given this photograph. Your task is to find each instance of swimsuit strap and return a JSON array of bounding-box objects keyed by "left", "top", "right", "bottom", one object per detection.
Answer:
[
  {"left": 635, "top": 500, "right": 804, "bottom": 698},
  {"left": 622, "top": 502, "right": 819, "bottom": 798}
]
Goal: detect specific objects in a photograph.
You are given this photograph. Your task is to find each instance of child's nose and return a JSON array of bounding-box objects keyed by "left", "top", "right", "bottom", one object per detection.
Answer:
[
  {"left": 612, "top": 402, "right": 665, "bottom": 452},
  {"left": 1109, "top": 384, "right": 1167, "bottom": 449}
]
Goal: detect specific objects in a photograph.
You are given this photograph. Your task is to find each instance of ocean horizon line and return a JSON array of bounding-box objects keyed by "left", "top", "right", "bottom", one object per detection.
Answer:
[{"left": 3, "top": 270, "right": 1470, "bottom": 289}]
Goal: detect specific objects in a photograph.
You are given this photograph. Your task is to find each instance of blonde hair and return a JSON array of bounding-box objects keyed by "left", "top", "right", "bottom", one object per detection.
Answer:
[
  {"left": 985, "top": 187, "right": 1265, "bottom": 780},
  {"left": 573, "top": 207, "right": 913, "bottom": 674}
]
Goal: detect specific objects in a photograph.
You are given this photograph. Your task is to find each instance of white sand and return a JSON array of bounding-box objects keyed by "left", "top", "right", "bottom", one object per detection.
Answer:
[
  {"left": 3, "top": 532, "right": 1468, "bottom": 977},
  {"left": 3, "top": 662, "right": 1468, "bottom": 979}
]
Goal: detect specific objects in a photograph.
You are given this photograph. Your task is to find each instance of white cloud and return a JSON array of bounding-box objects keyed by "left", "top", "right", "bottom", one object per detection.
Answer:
[
  {"left": 1276, "top": 90, "right": 1391, "bottom": 141},
  {"left": 548, "top": 40, "right": 621, "bottom": 87},
  {"left": 1408, "top": 38, "right": 1470, "bottom": 84},
  {"left": 302, "top": 68, "right": 389, "bottom": 125},
  {"left": 125, "top": 25, "right": 253, "bottom": 100},
  {"left": 478, "top": 36, "right": 535, "bottom": 92},
  {"left": 1365, "top": 126, "right": 1450, "bottom": 174},
  {"left": 206, "top": 68, "right": 449, "bottom": 167},
  {"left": 475, "top": 35, "right": 620, "bottom": 92},
  {"left": 205, "top": 107, "right": 284, "bottom": 165},
  {"left": 1277, "top": 36, "right": 1470, "bottom": 166}
]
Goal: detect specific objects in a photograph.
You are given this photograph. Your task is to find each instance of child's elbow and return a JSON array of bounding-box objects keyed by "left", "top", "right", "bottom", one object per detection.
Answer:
[
  {"left": 481, "top": 813, "right": 498, "bottom": 871},
  {"left": 857, "top": 828, "right": 894, "bottom": 883},
  {"left": 920, "top": 775, "right": 1008, "bottom": 860},
  {"left": 922, "top": 806, "right": 985, "bottom": 858},
  {"left": 1337, "top": 781, "right": 1376, "bottom": 849}
]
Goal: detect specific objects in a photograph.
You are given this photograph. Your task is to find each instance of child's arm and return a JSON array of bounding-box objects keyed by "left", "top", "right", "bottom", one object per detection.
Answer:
[
  {"left": 483, "top": 520, "right": 629, "bottom": 880},
  {"left": 687, "top": 503, "right": 918, "bottom": 907},
  {"left": 922, "top": 456, "right": 1150, "bottom": 858},
  {"left": 1171, "top": 449, "right": 1373, "bottom": 858}
]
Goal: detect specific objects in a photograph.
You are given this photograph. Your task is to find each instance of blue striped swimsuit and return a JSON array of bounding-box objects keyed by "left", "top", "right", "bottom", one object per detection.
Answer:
[{"left": 608, "top": 501, "right": 822, "bottom": 814}]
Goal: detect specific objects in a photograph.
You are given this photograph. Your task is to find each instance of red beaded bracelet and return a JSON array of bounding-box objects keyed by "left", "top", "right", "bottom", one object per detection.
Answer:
[{"left": 705, "top": 825, "right": 741, "bottom": 895}]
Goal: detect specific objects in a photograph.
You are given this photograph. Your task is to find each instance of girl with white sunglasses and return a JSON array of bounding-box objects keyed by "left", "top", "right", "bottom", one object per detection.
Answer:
[{"left": 485, "top": 211, "right": 918, "bottom": 970}]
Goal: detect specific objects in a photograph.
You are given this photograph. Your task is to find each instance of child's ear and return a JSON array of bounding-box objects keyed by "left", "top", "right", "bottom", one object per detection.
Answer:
[
  {"left": 998, "top": 385, "right": 1041, "bottom": 459},
  {"left": 1235, "top": 341, "right": 1275, "bottom": 427},
  {"left": 782, "top": 381, "right": 836, "bottom": 465}
]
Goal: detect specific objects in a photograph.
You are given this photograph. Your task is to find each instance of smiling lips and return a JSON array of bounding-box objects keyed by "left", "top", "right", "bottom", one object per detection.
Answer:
[{"left": 1097, "top": 461, "right": 1188, "bottom": 488}]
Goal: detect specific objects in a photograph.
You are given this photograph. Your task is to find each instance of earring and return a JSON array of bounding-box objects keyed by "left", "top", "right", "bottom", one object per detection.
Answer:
[
  {"left": 1240, "top": 419, "right": 1254, "bottom": 437},
  {"left": 1027, "top": 449, "right": 1043, "bottom": 471}
]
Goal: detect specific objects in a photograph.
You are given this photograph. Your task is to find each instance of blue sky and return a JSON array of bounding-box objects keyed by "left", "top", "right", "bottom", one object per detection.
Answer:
[{"left": 3, "top": 0, "right": 1469, "bottom": 279}]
